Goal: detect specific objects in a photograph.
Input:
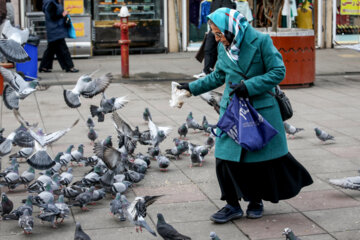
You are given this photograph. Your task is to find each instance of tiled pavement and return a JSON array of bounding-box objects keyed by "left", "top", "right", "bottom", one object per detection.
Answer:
[{"left": 1, "top": 49, "right": 360, "bottom": 239}]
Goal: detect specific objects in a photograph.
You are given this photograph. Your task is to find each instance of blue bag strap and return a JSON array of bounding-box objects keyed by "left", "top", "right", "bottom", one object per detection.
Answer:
[{"left": 211, "top": 126, "right": 223, "bottom": 138}]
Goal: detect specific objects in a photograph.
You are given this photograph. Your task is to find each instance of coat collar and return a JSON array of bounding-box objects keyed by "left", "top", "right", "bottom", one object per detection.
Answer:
[{"left": 220, "top": 26, "right": 258, "bottom": 76}]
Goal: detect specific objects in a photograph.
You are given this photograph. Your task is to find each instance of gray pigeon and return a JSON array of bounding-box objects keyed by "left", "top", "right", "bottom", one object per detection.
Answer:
[
  {"left": 0, "top": 66, "right": 38, "bottom": 110},
  {"left": 210, "top": 232, "right": 221, "bottom": 240},
  {"left": 73, "top": 187, "right": 95, "bottom": 211},
  {"left": 111, "top": 111, "right": 141, "bottom": 142},
  {"left": 3, "top": 195, "right": 33, "bottom": 220},
  {"left": 111, "top": 181, "right": 132, "bottom": 195},
  {"left": 74, "top": 222, "right": 91, "bottom": 240},
  {"left": 314, "top": 127, "right": 334, "bottom": 142},
  {"left": 18, "top": 208, "right": 34, "bottom": 234},
  {"left": 62, "top": 185, "right": 85, "bottom": 200},
  {"left": 64, "top": 71, "right": 112, "bottom": 108},
  {"left": 91, "top": 188, "right": 106, "bottom": 202},
  {"left": 200, "top": 91, "right": 222, "bottom": 114},
  {"left": 27, "top": 170, "right": 52, "bottom": 193},
  {"left": 0, "top": 20, "right": 30, "bottom": 62},
  {"left": 282, "top": 228, "right": 301, "bottom": 240},
  {"left": 156, "top": 213, "right": 191, "bottom": 240},
  {"left": 93, "top": 141, "right": 122, "bottom": 171},
  {"left": 60, "top": 168, "right": 73, "bottom": 186},
  {"left": 186, "top": 112, "right": 204, "bottom": 131},
  {"left": 189, "top": 143, "right": 209, "bottom": 167},
  {"left": 205, "top": 136, "right": 215, "bottom": 150},
  {"left": 126, "top": 195, "right": 162, "bottom": 236},
  {"left": 1, "top": 192, "right": 14, "bottom": 217},
  {"left": 86, "top": 117, "right": 95, "bottom": 129},
  {"left": 124, "top": 169, "right": 144, "bottom": 184},
  {"left": 329, "top": 176, "right": 360, "bottom": 190},
  {"left": 0, "top": 164, "right": 20, "bottom": 190},
  {"left": 60, "top": 145, "right": 74, "bottom": 168},
  {"left": 148, "top": 146, "right": 160, "bottom": 159},
  {"left": 88, "top": 127, "right": 98, "bottom": 143},
  {"left": 148, "top": 119, "right": 171, "bottom": 147},
  {"left": 177, "top": 123, "right": 188, "bottom": 139},
  {"left": 90, "top": 93, "right": 128, "bottom": 122},
  {"left": 37, "top": 198, "right": 60, "bottom": 228},
  {"left": 9, "top": 147, "right": 34, "bottom": 161},
  {"left": 165, "top": 141, "right": 188, "bottom": 159},
  {"left": 19, "top": 166, "right": 35, "bottom": 187},
  {"left": 284, "top": 122, "right": 304, "bottom": 137},
  {"left": 143, "top": 107, "right": 152, "bottom": 122},
  {"left": 156, "top": 155, "right": 170, "bottom": 171},
  {"left": 55, "top": 195, "right": 70, "bottom": 223},
  {"left": 202, "top": 116, "right": 216, "bottom": 135},
  {"left": 110, "top": 193, "right": 126, "bottom": 221},
  {"left": 70, "top": 144, "right": 85, "bottom": 166}
]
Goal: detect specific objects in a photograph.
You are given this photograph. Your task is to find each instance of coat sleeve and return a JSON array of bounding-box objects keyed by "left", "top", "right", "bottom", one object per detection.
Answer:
[
  {"left": 243, "top": 35, "right": 286, "bottom": 97},
  {"left": 188, "top": 63, "right": 226, "bottom": 96},
  {"left": 47, "top": 1, "right": 64, "bottom": 21}
]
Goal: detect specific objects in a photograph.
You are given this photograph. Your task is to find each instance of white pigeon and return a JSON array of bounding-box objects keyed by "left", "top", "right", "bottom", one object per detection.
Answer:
[
  {"left": 63, "top": 71, "right": 112, "bottom": 108},
  {"left": 148, "top": 119, "right": 171, "bottom": 147},
  {"left": 0, "top": 67, "right": 38, "bottom": 110},
  {"left": 0, "top": 20, "right": 30, "bottom": 63},
  {"left": 329, "top": 176, "right": 360, "bottom": 190}
]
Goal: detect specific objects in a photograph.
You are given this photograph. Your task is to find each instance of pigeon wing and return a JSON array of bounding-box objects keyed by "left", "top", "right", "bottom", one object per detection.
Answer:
[
  {"left": 27, "top": 150, "right": 55, "bottom": 170},
  {"left": 44, "top": 119, "right": 79, "bottom": 145},
  {"left": 81, "top": 73, "right": 112, "bottom": 98},
  {"left": 148, "top": 119, "right": 158, "bottom": 139},
  {"left": 3, "top": 84, "right": 20, "bottom": 110},
  {"left": 102, "top": 147, "right": 121, "bottom": 170},
  {"left": 0, "top": 39, "right": 30, "bottom": 63},
  {"left": 113, "top": 96, "right": 128, "bottom": 110},
  {"left": 111, "top": 111, "right": 134, "bottom": 137}
]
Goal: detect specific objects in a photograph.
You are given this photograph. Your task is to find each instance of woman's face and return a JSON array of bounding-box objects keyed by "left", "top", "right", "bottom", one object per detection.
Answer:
[{"left": 210, "top": 24, "right": 230, "bottom": 47}]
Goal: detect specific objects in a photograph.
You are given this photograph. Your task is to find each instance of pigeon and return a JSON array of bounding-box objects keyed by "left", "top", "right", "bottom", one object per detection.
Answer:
[
  {"left": 91, "top": 188, "right": 106, "bottom": 202},
  {"left": 189, "top": 143, "right": 209, "bottom": 167},
  {"left": 111, "top": 181, "right": 132, "bottom": 195},
  {"left": 205, "top": 136, "right": 215, "bottom": 150},
  {"left": 0, "top": 20, "right": 30, "bottom": 62},
  {"left": 3, "top": 195, "right": 33, "bottom": 220},
  {"left": 0, "top": 125, "right": 34, "bottom": 157},
  {"left": 73, "top": 186, "right": 95, "bottom": 211},
  {"left": 314, "top": 127, "right": 334, "bottom": 142},
  {"left": 130, "top": 158, "right": 148, "bottom": 174},
  {"left": 93, "top": 141, "right": 122, "bottom": 171},
  {"left": 37, "top": 198, "right": 60, "bottom": 228},
  {"left": 82, "top": 155, "right": 99, "bottom": 167},
  {"left": 9, "top": 147, "right": 34, "bottom": 161},
  {"left": 90, "top": 93, "right": 128, "bottom": 122},
  {"left": 74, "top": 222, "right": 91, "bottom": 240},
  {"left": 26, "top": 141, "right": 55, "bottom": 170},
  {"left": 60, "top": 168, "right": 73, "bottom": 186},
  {"left": 19, "top": 166, "right": 35, "bottom": 187},
  {"left": 80, "top": 168, "right": 101, "bottom": 187},
  {"left": 70, "top": 144, "right": 85, "bottom": 166},
  {"left": 111, "top": 111, "right": 141, "bottom": 141},
  {"left": 329, "top": 176, "right": 360, "bottom": 190},
  {"left": 148, "top": 146, "right": 160, "bottom": 158},
  {"left": 135, "top": 153, "right": 151, "bottom": 167},
  {"left": 0, "top": 157, "right": 18, "bottom": 176},
  {"left": 63, "top": 71, "right": 112, "bottom": 108},
  {"left": 200, "top": 91, "right": 222, "bottom": 114},
  {"left": 0, "top": 66, "right": 38, "bottom": 110},
  {"left": 27, "top": 170, "right": 53, "bottom": 193},
  {"left": 284, "top": 122, "right": 304, "bottom": 137},
  {"left": 49, "top": 152, "right": 63, "bottom": 175},
  {"left": 202, "top": 116, "right": 216, "bottom": 135},
  {"left": 18, "top": 209, "right": 34, "bottom": 234},
  {"left": 110, "top": 193, "right": 126, "bottom": 221},
  {"left": 1, "top": 193, "right": 14, "bottom": 217},
  {"left": 156, "top": 213, "right": 192, "bottom": 240},
  {"left": 99, "top": 169, "right": 115, "bottom": 188},
  {"left": 178, "top": 123, "right": 188, "bottom": 139},
  {"left": 148, "top": 119, "right": 171, "bottom": 147},
  {"left": 156, "top": 155, "right": 170, "bottom": 171},
  {"left": 86, "top": 117, "right": 95, "bottom": 129},
  {"left": 126, "top": 195, "right": 162, "bottom": 236},
  {"left": 210, "top": 232, "right": 221, "bottom": 240},
  {"left": 55, "top": 195, "right": 70, "bottom": 223},
  {"left": 165, "top": 141, "right": 188, "bottom": 159},
  {"left": 0, "top": 164, "right": 20, "bottom": 190},
  {"left": 87, "top": 127, "right": 98, "bottom": 143},
  {"left": 61, "top": 185, "right": 85, "bottom": 200},
  {"left": 282, "top": 228, "right": 301, "bottom": 240},
  {"left": 124, "top": 169, "right": 144, "bottom": 184},
  {"left": 143, "top": 107, "right": 152, "bottom": 122},
  {"left": 186, "top": 112, "right": 204, "bottom": 131},
  {"left": 34, "top": 182, "right": 55, "bottom": 205},
  {"left": 60, "top": 145, "right": 74, "bottom": 168}
]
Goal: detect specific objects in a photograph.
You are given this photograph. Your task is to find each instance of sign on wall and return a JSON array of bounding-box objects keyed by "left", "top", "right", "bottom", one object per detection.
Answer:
[
  {"left": 341, "top": 0, "right": 360, "bottom": 15},
  {"left": 73, "top": 22, "right": 85, "bottom": 37},
  {"left": 64, "top": 0, "right": 84, "bottom": 14}
]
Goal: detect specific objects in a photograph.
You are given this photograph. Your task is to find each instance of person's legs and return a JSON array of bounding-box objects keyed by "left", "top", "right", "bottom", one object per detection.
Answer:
[
  {"left": 54, "top": 38, "right": 77, "bottom": 72},
  {"left": 203, "top": 31, "right": 218, "bottom": 74},
  {"left": 39, "top": 41, "right": 55, "bottom": 71}
]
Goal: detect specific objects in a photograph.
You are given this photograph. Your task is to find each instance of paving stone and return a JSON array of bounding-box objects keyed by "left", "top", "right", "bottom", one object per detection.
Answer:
[
  {"left": 325, "top": 146, "right": 360, "bottom": 159},
  {"left": 332, "top": 230, "right": 360, "bottom": 240},
  {"left": 235, "top": 213, "right": 324, "bottom": 240},
  {"left": 267, "top": 233, "right": 336, "bottom": 240},
  {"left": 286, "top": 189, "right": 360, "bottom": 211}
]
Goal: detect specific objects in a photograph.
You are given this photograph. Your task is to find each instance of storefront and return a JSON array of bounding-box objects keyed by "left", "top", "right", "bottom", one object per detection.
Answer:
[
  {"left": 333, "top": 0, "right": 360, "bottom": 48},
  {"left": 21, "top": 0, "right": 167, "bottom": 57}
]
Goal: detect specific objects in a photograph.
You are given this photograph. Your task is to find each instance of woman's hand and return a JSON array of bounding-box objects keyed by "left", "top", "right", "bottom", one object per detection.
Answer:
[
  {"left": 176, "top": 83, "right": 191, "bottom": 93},
  {"left": 229, "top": 81, "right": 249, "bottom": 98},
  {"left": 62, "top": 10, "right": 69, "bottom": 17}
]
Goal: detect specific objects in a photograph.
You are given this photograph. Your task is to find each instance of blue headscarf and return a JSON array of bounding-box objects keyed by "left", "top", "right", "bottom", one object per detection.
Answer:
[{"left": 207, "top": 8, "right": 249, "bottom": 63}]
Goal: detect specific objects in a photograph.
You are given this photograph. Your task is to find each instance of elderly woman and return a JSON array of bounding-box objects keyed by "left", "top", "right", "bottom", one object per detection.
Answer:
[{"left": 178, "top": 8, "right": 312, "bottom": 223}]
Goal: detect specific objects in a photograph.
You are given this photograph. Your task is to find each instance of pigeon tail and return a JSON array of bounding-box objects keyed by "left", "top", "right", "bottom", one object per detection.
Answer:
[
  {"left": 27, "top": 150, "right": 55, "bottom": 170},
  {"left": 63, "top": 89, "right": 81, "bottom": 108},
  {"left": 0, "top": 39, "right": 30, "bottom": 63},
  {"left": 3, "top": 84, "right": 19, "bottom": 110}
]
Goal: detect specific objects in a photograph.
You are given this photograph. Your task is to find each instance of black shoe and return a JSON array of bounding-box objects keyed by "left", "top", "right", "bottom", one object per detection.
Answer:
[
  {"left": 246, "top": 201, "right": 264, "bottom": 219},
  {"left": 39, "top": 68, "right": 52, "bottom": 73},
  {"left": 210, "top": 204, "right": 243, "bottom": 223},
  {"left": 66, "top": 68, "right": 79, "bottom": 73}
]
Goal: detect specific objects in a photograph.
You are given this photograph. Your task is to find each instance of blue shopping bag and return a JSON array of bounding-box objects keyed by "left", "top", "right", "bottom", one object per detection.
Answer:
[
  {"left": 65, "top": 15, "right": 76, "bottom": 39},
  {"left": 212, "top": 95, "right": 278, "bottom": 151}
]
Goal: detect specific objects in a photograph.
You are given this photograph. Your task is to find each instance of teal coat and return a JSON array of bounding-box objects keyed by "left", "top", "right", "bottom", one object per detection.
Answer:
[{"left": 189, "top": 25, "right": 288, "bottom": 163}]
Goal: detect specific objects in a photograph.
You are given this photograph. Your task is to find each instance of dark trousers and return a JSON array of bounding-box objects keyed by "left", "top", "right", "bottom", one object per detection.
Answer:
[
  {"left": 203, "top": 31, "right": 218, "bottom": 74},
  {"left": 39, "top": 38, "right": 74, "bottom": 71}
]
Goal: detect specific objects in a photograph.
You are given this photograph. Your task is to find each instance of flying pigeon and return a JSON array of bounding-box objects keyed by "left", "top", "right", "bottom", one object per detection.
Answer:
[
  {"left": 156, "top": 213, "right": 191, "bottom": 240},
  {"left": 282, "top": 228, "right": 301, "bottom": 240},
  {"left": 93, "top": 141, "right": 122, "bottom": 171},
  {"left": 178, "top": 123, "right": 188, "bottom": 139},
  {"left": 156, "top": 155, "right": 170, "bottom": 171},
  {"left": 74, "top": 222, "right": 91, "bottom": 240},
  {"left": 314, "top": 127, "right": 334, "bottom": 142},
  {"left": 148, "top": 119, "right": 171, "bottom": 147},
  {"left": 63, "top": 71, "right": 112, "bottom": 108},
  {"left": 210, "top": 232, "right": 221, "bottom": 240},
  {"left": 18, "top": 209, "right": 34, "bottom": 234},
  {"left": 186, "top": 112, "right": 204, "bottom": 131},
  {"left": 0, "top": 67, "right": 38, "bottom": 110},
  {"left": 1, "top": 193, "right": 14, "bottom": 217},
  {"left": 200, "top": 91, "right": 222, "bottom": 114},
  {"left": 143, "top": 107, "right": 152, "bottom": 122},
  {"left": 126, "top": 195, "right": 162, "bottom": 236},
  {"left": 284, "top": 122, "right": 304, "bottom": 137},
  {"left": 90, "top": 93, "right": 128, "bottom": 122},
  {"left": 0, "top": 20, "right": 30, "bottom": 63}
]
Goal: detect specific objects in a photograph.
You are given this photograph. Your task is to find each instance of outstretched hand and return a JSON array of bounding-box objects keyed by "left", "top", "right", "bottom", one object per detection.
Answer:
[{"left": 176, "top": 83, "right": 191, "bottom": 93}]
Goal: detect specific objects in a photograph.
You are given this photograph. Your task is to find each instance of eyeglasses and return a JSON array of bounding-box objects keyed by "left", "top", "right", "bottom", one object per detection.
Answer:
[{"left": 214, "top": 32, "right": 223, "bottom": 38}]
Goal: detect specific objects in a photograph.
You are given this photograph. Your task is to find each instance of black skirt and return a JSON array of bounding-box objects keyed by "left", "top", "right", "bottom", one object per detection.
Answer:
[{"left": 216, "top": 152, "right": 313, "bottom": 203}]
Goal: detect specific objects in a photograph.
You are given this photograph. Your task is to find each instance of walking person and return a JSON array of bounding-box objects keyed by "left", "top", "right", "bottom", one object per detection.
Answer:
[
  {"left": 39, "top": 0, "right": 79, "bottom": 73},
  {"left": 193, "top": 0, "right": 236, "bottom": 79},
  {"left": 179, "top": 8, "right": 312, "bottom": 223}
]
